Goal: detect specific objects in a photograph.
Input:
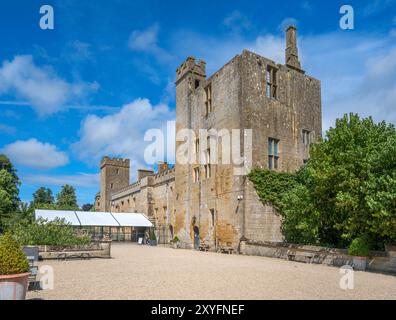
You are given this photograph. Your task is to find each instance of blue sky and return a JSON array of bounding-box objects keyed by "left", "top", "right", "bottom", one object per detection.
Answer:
[{"left": 0, "top": 0, "right": 395, "bottom": 205}]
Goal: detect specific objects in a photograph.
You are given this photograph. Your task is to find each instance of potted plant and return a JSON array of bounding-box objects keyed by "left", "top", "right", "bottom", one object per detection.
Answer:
[
  {"left": 172, "top": 236, "right": 180, "bottom": 249},
  {"left": 0, "top": 233, "right": 31, "bottom": 300},
  {"left": 348, "top": 237, "right": 370, "bottom": 271},
  {"left": 149, "top": 229, "right": 157, "bottom": 246}
]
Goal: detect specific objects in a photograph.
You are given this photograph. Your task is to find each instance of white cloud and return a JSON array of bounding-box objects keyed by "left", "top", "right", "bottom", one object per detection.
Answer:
[
  {"left": 278, "top": 17, "right": 298, "bottom": 32},
  {"left": 0, "top": 124, "right": 16, "bottom": 135},
  {"left": 223, "top": 11, "right": 252, "bottom": 34},
  {"left": 72, "top": 98, "right": 175, "bottom": 180},
  {"left": 23, "top": 173, "right": 99, "bottom": 188},
  {"left": 0, "top": 55, "right": 99, "bottom": 116},
  {"left": 1, "top": 138, "right": 69, "bottom": 169},
  {"left": 170, "top": 26, "right": 396, "bottom": 130},
  {"left": 128, "top": 24, "right": 173, "bottom": 63}
]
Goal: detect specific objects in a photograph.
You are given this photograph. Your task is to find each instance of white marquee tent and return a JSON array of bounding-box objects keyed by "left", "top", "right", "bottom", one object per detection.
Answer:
[
  {"left": 34, "top": 209, "right": 153, "bottom": 242},
  {"left": 35, "top": 209, "right": 153, "bottom": 228}
]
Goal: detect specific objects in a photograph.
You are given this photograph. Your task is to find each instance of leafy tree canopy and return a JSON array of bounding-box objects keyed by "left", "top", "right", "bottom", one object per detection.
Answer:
[
  {"left": 249, "top": 114, "right": 396, "bottom": 249},
  {"left": 56, "top": 185, "right": 79, "bottom": 210}
]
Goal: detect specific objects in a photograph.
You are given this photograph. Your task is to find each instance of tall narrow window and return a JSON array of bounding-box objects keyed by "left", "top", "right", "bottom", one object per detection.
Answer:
[
  {"left": 210, "top": 209, "right": 215, "bottom": 227},
  {"left": 266, "top": 65, "right": 277, "bottom": 99},
  {"left": 302, "top": 129, "right": 311, "bottom": 146},
  {"left": 204, "top": 136, "right": 211, "bottom": 179},
  {"left": 204, "top": 84, "right": 212, "bottom": 116},
  {"left": 193, "top": 167, "right": 200, "bottom": 182},
  {"left": 268, "top": 138, "right": 279, "bottom": 170}
]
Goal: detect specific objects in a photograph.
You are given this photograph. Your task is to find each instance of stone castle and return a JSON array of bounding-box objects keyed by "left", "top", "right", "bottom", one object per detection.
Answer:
[{"left": 94, "top": 26, "right": 322, "bottom": 250}]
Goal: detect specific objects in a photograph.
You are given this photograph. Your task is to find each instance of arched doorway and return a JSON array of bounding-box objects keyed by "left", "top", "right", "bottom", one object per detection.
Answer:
[{"left": 193, "top": 226, "right": 200, "bottom": 250}]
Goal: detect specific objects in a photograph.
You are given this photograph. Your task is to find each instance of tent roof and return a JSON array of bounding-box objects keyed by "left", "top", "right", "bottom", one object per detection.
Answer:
[
  {"left": 112, "top": 212, "right": 153, "bottom": 227},
  {"left": 34, "top": 210, "right": 153, "bottom": 228}
]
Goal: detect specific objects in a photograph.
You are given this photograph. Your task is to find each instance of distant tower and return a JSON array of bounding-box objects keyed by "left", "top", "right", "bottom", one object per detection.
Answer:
[
  {"left": 100, "top": 157, "right": 130, "bottom": 211},
  {"left": 285, "top": 25, "right": 302, "bottom": 72}
]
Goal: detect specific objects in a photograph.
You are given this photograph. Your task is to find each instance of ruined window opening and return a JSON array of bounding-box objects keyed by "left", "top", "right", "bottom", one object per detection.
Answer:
[
  {"left": 204, "top": 137, "right": 211, "bottom": 179},
  {"left": 116, "top": 168, "right": 119, "bottom": 175},
  {"left": 268, "top": 138, "right": 279, "bottom": 170},
  {"left": 302, "top": 129, "right": 311, "bottom": 146},
  {"left": 193, "top": 167, "right": 200, "bottom": 183},
  {"left": 195, "top": 138, "right": 200, "bottom": 158},
  {"left": 204, "top": 84, "right": 212, "bottom": 116},
  {"left": 266, "top": 65, "right": 277, "bottom": 99},
  {"left": 110, "top": 183, "right": 114, "bottom": 190},
  {"left": 195, "top": 79, "right": 200, "bottom": 89},
  {"left": 210, "top": 209, "right": 215, "bottom": 227}
]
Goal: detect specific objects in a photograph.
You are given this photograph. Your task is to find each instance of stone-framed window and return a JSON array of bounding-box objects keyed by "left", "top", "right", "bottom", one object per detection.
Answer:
[
  {"left": 268, "top": 138, "right": 279, "bottom": 170},
  {"left": 266, "top": 65, "right": 277, "bottom": 99},
  {"left": 193, "top": 166, "right": 200, "bottom": 182},
  {"left": 204, "top": 83, "right": 212, "bottom": 116},
  {"left": 302, "top": 129, "right": 311, "bottom": 146},
  {"left": 210, "top": 209, "right": 215, "bottom": 227},
  {"left": 204, "top": 136, "right": 211, "bottom": 179}
]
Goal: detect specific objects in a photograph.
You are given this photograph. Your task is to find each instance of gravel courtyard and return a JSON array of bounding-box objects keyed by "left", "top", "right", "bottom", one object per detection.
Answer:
[{"left": 27, "top": 243, "right": 396, "bottom": 300}]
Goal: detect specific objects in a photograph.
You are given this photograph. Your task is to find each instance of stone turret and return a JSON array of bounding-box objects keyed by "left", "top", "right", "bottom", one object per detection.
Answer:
[{"left": 100, "top": 157, "right": 130, "bottom": 211}]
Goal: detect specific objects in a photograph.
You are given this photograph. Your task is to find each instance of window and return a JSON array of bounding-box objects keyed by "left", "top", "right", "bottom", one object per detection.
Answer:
[
  {"left": 302, "top": 129, "right": 311, "bottom": 146},
  {"left": 195, "top": 79, "right": 200, "bottom": 89},
  {"left": 204, "top": 84, "right": 212, "bottom": 116},
  {"left": 266, "top": 65, "right": 277, "bottom": 99},
  {"left": 210, "top": 209, "right": 215, "bottom": 227},
  {"left": 195, "top": 138, "right": 200, "bottom": 160},
  {"left": 110, "top": 183, "right": 114, "bottom": 190},
  {"left": 204, "top": 136, "right": 211, "bottom": 179},
  {"left": 116, "top": 169, "right": 119, "bottom": 175},
  {"left": 193, "top": 167, "right": 200, "bottom": 182},
  {"left": 268, "top": 138, "right": 279, "bottom": 170}
]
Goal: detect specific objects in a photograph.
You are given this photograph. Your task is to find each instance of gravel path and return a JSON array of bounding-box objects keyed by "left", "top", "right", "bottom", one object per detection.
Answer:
[{"left": 27, "top": 243, "right": 396, "bottom": 300}]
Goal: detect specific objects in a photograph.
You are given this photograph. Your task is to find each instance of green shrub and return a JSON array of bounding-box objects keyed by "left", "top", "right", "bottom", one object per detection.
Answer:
[
  {"left": 0, "top": 233, "right": 30, "bottom": 275},
  {"left": 149, "top": 229, "right": 157, "bottom": 241},
  {"left": 172, "top": 236, "right": 180, "bottom": 243},
  {"left": 10, "top": 218, "right": 91, "bottom": 246},
  {"left": 348, "top": 237, "right": 370, "bottom": 257}
]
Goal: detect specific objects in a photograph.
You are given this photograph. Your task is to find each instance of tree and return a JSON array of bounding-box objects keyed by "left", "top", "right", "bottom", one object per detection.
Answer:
[
  {"left": 249, "top": 114, "right": 396, "bottom": 249},
  {"left": 82, "top": 204, "right": 93, "bottom": 212},
  {"left": 306, "top": 114, "right": 396, "bottom": 248},
  {"left": 56, "top": 185, "right": 79, "bottom": 210},
  {"left": 31, "top": 187, "right": 54, "bottom": 208},
  {"left": 0, "top": 155, "right": 21, "bottom": 231}
]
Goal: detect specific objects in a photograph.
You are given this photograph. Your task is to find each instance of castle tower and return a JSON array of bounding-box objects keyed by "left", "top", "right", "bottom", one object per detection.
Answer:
[
  {"left": 174, "top": 57, "right": 206, "bottom": 245},
  {"left": 285, "top": 25, "right": 302, "bottom": 72},
  {"left": 100, "top": 157, "right": 130, "bottom": 211}
]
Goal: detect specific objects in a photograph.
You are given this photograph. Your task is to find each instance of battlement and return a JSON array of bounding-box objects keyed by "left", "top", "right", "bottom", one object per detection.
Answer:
[
  {"left": 100, "top": 156, "right": 130, "bottom": 169},
  {"left": 176, "top": 56, "right": 206, "bottom": 84}
]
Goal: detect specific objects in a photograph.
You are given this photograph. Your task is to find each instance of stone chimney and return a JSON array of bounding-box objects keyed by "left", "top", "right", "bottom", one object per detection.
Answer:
[
  {"left": 285, "top": 26, "right": 302, "bottom": 71},
  {"left": 157, "top": 161, "right": 169, "bottom": 173}
]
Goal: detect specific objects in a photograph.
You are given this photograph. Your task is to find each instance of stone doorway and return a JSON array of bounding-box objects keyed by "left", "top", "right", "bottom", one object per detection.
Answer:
[{"left": 193, "top": 226, "right": 200, "bottom": 250}]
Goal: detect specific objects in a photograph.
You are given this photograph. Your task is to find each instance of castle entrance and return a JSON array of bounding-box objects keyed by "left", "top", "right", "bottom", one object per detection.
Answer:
[{"left": 193, "top": 226, "right": 200, "bottom": 250}]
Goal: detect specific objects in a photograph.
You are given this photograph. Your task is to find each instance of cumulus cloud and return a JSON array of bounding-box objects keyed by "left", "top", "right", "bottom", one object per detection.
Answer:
[
  {"left": 128, "top": 24, "right": 173, "bottom": 63},
  {"left": 0, "top": 55, "right": 99, "bottom": 116},
  {"left": 1, "top": 138, "right": 69, "bottom": 169},
  {"left": 223, "top": 11, "right": 252, "bottom": 34},
  {"left": 170, "top": 25, "right": 396, "bottom": 130},
  {"left": 72, "top": 98, "right": 175, "bottom": 180},
  {"left": 23, "top": 172, "right": 100, "bottom": 188}
]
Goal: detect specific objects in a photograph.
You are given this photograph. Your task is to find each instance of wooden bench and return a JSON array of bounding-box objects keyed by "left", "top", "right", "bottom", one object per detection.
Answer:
[{"left": 219, "top": 247, "right": 234, "bottom": 254}]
